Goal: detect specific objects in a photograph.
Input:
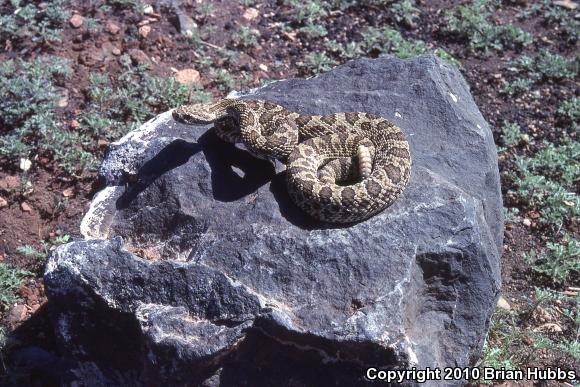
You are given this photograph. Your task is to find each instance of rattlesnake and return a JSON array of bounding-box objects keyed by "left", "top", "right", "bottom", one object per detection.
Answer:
[{"left": 173, "top": 99, "right": 411, "bottom": 223}]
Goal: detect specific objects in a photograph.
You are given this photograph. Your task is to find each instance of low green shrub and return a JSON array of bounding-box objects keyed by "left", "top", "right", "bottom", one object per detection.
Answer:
[
  {"left": 445, "top": 0, "right": 533, "bottom": 54},
  {"left": 80, "top": 56, "right": 211, "bottom": 140},
  {"left": 526, "top": 234, "right": 579, "bottom": 283},
  {"left": 0, "top": 263, "right": 30, "bottom": 311},
  {"left": 0, "top": 0, "right": 70, "bottom": 43},
  {"left": 0, "top": 57, "right": 95, "bottom": 175}
]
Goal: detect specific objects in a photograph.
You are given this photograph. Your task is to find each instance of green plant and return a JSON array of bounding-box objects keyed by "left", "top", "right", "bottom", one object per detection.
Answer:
[
  {"left": 533, "top": 51, "right": 579, "bottom": 80},
  {"left": 187, "top": 25, "right": 204, "bottom": 49},
  {"left": 506, "top": 132, "right": 579, "bottom": 232},
  {"left": 15, "top": 245, "right": 45, "bottom": 260},
  {"left": 211, "top": 68, "right": 236, "bottom": 92},
  {"left": 502, "top": 78, "right": 532, "bottom": 96},
  {"left": 0, "top": 57, "right": 96, "bottom": 175},
  {"left": 83, "top": 16, "right": 102, "bottom": 35},
  {"left": 0, "top": 0, "right": 70, "bottom": 43},
  {"left": 315, "top": 26, "right": 461, "bottom": 74},
  {"left": 503, "top": 206, "right": 520, "bottom": 223},
  {"left": 391, "top": 0, "right": 419, "bottom": 27},
  {"left": 197, "top": 56, "right": 213, "bottom": 68},
  {"left": 517, "top": 51, "right": 579, "bottom": 81},
  {"left": 284, "top": 0, "right": 328, "bottom": 24},
  {"left": 559, "top": 338, "right": 580, "bottom": 361},
  {"left": 502, "top": 24, "right": 534, "bottom": 47},
  {"left": 482, "top": 308, "right": 532, "bottom": 372},
  {"left": 197, "top": 2, "right": 216, "bottom": 18},
  {"left": 205, "top": 24, "right": 218, "bottom": 37},
  {"left": 80, "top": 58, "right": 210, "bottom": 140},
  {"left": 431, "top": 48, "right": 461, "bottom": 68},
  {"left": 286, "top": 1, "right": 459, "bottom": 73},
  {"left": 106, "top": 0, "right": 142, "bottom": 9},
  {"left": 558, "top": 97, "right": 579, "bottom": 129},
  {"left": 283, "top": 0, "right": 331, "bottom": 40},
  {"left": 519, "top": 0, "right": 579, "bottom": 45},
  {"left": 482, "top": 289, "right": 579, "bottom": 383},
  {"left": 445, "top": 0, "right": 532, "bottom": 54},
  {"left": 360, "top": 27, "right": 461, "bottom": 67},
  {"left": 504, "top": 52, "right": 578, "bottom": 105},
  {"left": 0, "top": 263, "right": 30, "bottom": 310},
  {"left": 48, "top": 197, "right": 69, "bottom": 220},
  {"left": 509, "top": 151, "right": 579, "bottom": 230},
  {"left": 53, "top": 235, "right": 71, "bottom": 245},
  {"left": 17, "top": 234, "right": 71, "bottom": 263},
  {"left": 325, "top": 40, "right": 364, "bottom": 60},
  {"left": 222, "top": 49, "right": 241, "bottom": 65},
  {"left": 526, "top": 139, "right": 579, "bottom": 186},
  {"left": 544, "top": 5, "right": 579, "bottom": 44},
  {"left": 526, "top": 234, "right": 579, "bottom": 283},
  {"left": 500, "top": 121, "right": 526, "bottom": 147},
  {"left": 232, "top": 26, "right": 260, "bottom": 48},
  {"left": 363, "top": 26, "right": 428, "bottom": 58},
  {"left": 529, "top": 288, "right": 579, "bottom": 360},
  {"left": 299, "top": 23, "right": 327, "bottom": 38},
  {"left": 301, "top": 52, "right": 338, "bottom": 73}
]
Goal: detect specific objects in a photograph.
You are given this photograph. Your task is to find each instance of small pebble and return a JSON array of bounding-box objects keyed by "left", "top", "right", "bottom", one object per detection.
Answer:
[
  {"left": 139, "top": 25, "right": 151, "bottom": 38},
  {"left": 19, "top": 158, "right": 31, "bottom": 171},
  {"left": 142, "top": 4, "right": 154, "bottom": 15},
  {"left": 243, "top": 8, "right": 259, "bottom": 21},
  {"left": 554, "top": 0, "right": 577, "bottom": 10},
  {"left": 128, "top": 49, "right": 150, "bottom": 65},
  {"left": 535, "top": 323, "right": 562, "bottom": 333},
  {"left": 69, "top": 14, "right": 84, "bottom": 28},
  {"left": 177, "top": 13, "right": 197, "bottom": 36},
  {"left": 56, "top": 88, "right": 69, "bottom": 108},
  {"left": 106, "top": 21, "right": 121, "bottom": 35},
  {"left": 175, "top": 68, "right": 200, "bottom": 85},
  {"left": 97, "top": 139, "right": 111, "bottom": 147},
  {"left": 497, "top": 295, "right": 511, "bottom": 310}
]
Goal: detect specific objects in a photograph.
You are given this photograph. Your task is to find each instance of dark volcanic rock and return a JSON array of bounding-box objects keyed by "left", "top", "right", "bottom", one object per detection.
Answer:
[{"left": 45, "top": 55, "right": 502, "bottom": 386}]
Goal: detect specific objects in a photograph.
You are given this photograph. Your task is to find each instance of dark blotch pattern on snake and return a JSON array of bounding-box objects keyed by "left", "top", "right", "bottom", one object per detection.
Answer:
[{"left": 173, "top": 99, "right": 411, "bottom": 223}]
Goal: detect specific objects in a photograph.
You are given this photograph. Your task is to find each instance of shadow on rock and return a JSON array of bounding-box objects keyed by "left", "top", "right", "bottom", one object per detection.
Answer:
[
  {"left": 213, "top": 328, "right": 384, "bottom": 387},
  {"left": 0, "top": 304, "right": 68, "bottom": 387},
  {"left": 116, "top": 138, "right": 200, "bottom": 209},
  {"left": 198, "top": 130, "right": 275, "bottom": 202},
  {"left": 116, "top": 132, "right": 276, "bottom": 210}
]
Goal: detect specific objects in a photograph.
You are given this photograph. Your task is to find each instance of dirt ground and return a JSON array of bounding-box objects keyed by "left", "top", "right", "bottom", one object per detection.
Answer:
[{"left": 0, "top": 0, "right": 577, "bottom": 385}]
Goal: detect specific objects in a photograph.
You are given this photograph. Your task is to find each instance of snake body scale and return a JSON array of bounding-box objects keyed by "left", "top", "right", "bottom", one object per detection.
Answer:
[{"left": 173, "top": 99, "right": 411, "bottom": 223}]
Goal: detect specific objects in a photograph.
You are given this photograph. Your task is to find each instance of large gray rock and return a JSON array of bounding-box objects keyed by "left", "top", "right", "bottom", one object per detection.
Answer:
[{"left": 45, "top": 55, "right": 502, "bottom": 386}]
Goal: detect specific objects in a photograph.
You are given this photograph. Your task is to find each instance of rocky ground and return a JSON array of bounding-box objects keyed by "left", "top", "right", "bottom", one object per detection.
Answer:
[{"left": 0, "top": 0, "right": 578, "bottom": 385}]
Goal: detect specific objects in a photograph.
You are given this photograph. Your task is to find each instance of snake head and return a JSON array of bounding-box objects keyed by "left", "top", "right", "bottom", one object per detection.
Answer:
[{"left": 173, "top": 103, "right": 217, "bottom": 124}]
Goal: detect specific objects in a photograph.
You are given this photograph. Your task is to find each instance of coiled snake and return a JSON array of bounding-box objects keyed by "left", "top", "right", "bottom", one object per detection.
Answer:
[{"left": 173, "top": 99, "right": 411, "bottom": 223}]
